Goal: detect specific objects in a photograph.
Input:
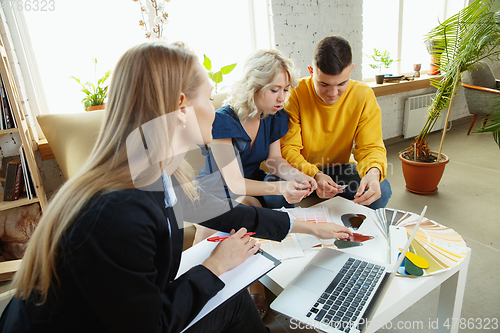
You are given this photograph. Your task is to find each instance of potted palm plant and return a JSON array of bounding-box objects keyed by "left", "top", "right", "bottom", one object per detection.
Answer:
[{"left": 399, "top": 0, "right": 500, "bottom": 194}]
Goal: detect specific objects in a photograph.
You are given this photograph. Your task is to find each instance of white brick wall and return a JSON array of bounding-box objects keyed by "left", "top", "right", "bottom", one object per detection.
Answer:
[{"left": 270, "top": 0, "right": 363, "bottom": 79}]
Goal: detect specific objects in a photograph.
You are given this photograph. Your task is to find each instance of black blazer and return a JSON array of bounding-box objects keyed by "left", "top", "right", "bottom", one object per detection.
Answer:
[{"left": 0, "top": 178, "right": 290, "bottom": 333}]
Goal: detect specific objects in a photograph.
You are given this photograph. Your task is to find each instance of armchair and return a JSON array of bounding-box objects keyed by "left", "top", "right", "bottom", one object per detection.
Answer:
[
  {"left": 461, "top": 61, "right": 500, "bottom": 135},
  {"left": 37, "top": 93, "right": 229, "bottom": 250}
]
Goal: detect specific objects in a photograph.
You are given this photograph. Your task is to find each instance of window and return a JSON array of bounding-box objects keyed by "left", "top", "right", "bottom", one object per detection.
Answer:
[
  {"left": 362, "top": 0, "right": 469, "bottom": 79},
  {"left": 24, "top": 0, "right": 262, "bottom": 114}
]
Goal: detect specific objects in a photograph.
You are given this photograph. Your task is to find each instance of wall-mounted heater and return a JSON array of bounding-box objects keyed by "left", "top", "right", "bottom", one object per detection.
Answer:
[{"left": 403, "top": 93, "right": 447, "bottom": 139}]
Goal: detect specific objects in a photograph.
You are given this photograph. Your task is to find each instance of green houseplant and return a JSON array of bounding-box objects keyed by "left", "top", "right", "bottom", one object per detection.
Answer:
[
  {"left": 366, "top": 48, "right": 400, "bottom": 84},
  {"left": 474, "top": 104, "right": 500, "bottom": 147},
  {"left": 399, "top": 0, "right": 500, "bottom": 193},
  {"left": 202, "top": 54, "right": 236, "bottom": 94},
  {"left": 70, "top": 69, "right": 111, "bottom": 111}
]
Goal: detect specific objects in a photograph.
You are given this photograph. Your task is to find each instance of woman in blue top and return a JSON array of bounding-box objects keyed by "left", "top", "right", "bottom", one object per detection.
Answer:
[
  {"left": 197, "top": 50, "right": 317, "bottom": 233},
  {"left": 196, "top": 50, "right": 318, "bottom": 317}
]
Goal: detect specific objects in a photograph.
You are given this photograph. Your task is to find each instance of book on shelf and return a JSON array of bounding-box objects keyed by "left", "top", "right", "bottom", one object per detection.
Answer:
[
  {"left": 3, "top": 159, "right": 21, "bottom": 201},
  {"left": 12, "top": 160, "right": 24, "bottom": 201},
  {"left": 0, "top": 74, "right": 14, "bottom": 130},
  {"left": 0, "top": 76, "right": 5, "bottom": 130},
  {"left": 19, "top": 146, "right": 35, "bottom": 200}
]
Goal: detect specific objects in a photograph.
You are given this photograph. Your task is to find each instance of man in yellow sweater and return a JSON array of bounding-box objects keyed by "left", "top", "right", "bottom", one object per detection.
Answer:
[{"left": 281, "top": 36, "right": 391, "bottom": 209}]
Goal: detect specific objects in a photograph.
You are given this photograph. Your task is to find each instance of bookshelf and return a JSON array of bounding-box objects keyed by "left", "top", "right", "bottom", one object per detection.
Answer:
[{"left": 0, "top": 32, "right": 46, "bottom": 281}]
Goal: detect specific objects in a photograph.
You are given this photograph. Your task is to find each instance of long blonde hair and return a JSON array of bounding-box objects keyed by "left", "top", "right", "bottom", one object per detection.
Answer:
[
  {"left": 13, "top": 41, "right": 203, "bottom": 302},
  {"left": 225, "top": 49, "right": 298, "bottom": 121}
]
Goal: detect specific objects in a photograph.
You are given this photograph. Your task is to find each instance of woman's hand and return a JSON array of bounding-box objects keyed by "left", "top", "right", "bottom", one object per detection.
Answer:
[
  {"left": 202, "top": 228, "right": 260, "bottom": 276},
  {"left": 293, "top": 173, "right": 317, "bottom": 196},
  {"left": 291, "top": 220, "right": 352, "bottom": 240},
  {"left": 280, "top": 180, "right": 311, "bottom": 203},
  {"left": 309, "top": 222, "right": 352, "bottom": 240}
]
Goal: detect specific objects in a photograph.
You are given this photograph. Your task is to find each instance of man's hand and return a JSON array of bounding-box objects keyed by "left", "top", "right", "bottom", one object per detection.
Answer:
[
  {"left": 314, "top": 172, "right": 343, "bottom": 199},
  {"left": 353, "top": 168, "right": 381, "bottom": 206}
]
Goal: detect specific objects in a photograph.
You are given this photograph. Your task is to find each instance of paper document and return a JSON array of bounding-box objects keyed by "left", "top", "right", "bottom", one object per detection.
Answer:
[{"left": 177, "top": 233, "right": 280, "bottom": 332}]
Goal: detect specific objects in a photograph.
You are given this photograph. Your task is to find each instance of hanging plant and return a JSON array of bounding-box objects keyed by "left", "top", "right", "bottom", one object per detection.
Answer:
[{"left": 133, "top": 0, "right": 170, "bottom": 39}]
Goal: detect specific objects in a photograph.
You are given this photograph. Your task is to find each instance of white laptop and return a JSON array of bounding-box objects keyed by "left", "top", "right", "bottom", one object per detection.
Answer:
[{"left": 270, "top": 206, "right": 427, "bottom": 333}]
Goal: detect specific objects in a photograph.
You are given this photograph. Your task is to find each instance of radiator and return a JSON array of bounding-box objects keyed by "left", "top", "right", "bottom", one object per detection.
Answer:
[{"left": 403, "top": 93, "right": 447, "bottom": 139}]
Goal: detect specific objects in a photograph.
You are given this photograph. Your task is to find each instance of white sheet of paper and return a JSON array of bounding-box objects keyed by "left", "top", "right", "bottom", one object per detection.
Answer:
[{"left": 177, "top": 234, "right": 277, "bottom": 332}]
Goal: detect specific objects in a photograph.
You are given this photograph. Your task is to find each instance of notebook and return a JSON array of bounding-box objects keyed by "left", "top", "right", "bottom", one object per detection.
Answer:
[{"left": 270, "top": 206, "right": 427, "bottom": 333}]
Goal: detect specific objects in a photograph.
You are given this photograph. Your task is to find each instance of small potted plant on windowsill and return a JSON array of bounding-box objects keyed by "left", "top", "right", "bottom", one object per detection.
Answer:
[
  {"left": 70, "top": 59, "right": 111, "bottom": 112},
  {"left": 366, "top": 48, "right": 400, "bottom": 84}
]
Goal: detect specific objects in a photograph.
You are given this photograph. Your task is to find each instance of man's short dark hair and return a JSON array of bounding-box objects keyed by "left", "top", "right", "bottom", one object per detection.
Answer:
[{"left": 313, "top": 36, "right": 352, "bottom": 75}]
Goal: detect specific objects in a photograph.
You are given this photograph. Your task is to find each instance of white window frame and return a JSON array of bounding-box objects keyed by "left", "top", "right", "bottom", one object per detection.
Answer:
[
  {"left": 3, "top": 4, "right": 48, "bottom": 139},
  {"left": 363, "top": 0, "right": 469, "bottom": 80}
]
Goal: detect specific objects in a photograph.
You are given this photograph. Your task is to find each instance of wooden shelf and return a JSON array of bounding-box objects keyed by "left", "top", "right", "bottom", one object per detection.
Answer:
[
  {"left": 365, "top": 74, "right": 442, "bottom": 97},
  {"left": 0, "top": 259, "right": 21, "bottom": 282},
  {"left": 0, "top": 197, "right": 40, "bottom": 210},
  {"left": 37, "top": 138, "right": 54, "bottom": 161},
  {"left": 0, "top": 21, "right": 47, "bottom": 283},
  {"left": 0, "top": 127, "right": 18, "bottom": 138}
]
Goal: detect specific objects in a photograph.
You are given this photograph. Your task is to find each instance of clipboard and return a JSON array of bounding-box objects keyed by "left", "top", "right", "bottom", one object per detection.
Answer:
[{"left": 177, "top": 233, "right": 280, "bottom": 332}]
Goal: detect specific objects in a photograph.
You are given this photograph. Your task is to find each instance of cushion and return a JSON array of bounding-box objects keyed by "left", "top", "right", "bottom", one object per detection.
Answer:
[
  {"left": 211, "top": 92, "right": 228, "bottom": 110},
  {"left": 463, "top": 61, "right": 496, "bottom": 89},
  {"left": 37, "top": 111, "right": 104, "bottom": 180}
]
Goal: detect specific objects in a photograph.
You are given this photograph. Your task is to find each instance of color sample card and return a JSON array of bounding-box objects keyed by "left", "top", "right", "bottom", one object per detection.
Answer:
[
  {"left": 256, "top": 234, "right": 304, "bottom": 260},
  {"left": 381, "top": 210, "right": 468, "bottom": 277},
  {"left": 349, "top": 232, "right": 374, "bottom": 242},
  {"left": 285, "top": 206, "right": 330, "bottom": 223}
]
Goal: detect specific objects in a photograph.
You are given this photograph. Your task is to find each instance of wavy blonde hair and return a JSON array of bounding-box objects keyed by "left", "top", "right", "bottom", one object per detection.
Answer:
[
  {"left": 13, "top": 41, "right": 203, "bottom": 303},
  {"left": 225, "top": 49, "right": 298, "bottom": 121}
]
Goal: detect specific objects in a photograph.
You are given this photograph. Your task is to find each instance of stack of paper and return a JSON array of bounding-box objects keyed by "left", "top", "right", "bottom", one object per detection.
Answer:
[{"left": 377, "top": 208, "right": 468, "bottom": 276}]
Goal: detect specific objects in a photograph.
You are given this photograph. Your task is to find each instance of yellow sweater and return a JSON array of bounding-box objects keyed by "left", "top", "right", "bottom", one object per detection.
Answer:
[{"left": 281, "top": 77, "right": 387, "bottom": 181}]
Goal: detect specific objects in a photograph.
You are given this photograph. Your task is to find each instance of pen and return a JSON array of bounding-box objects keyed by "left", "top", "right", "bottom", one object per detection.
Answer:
[{"left": 207, "top": 232, "right": 256, "bottom": 242}]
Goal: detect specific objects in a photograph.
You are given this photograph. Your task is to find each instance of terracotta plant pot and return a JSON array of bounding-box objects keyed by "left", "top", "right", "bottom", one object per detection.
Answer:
[
  {"left": 87, "top": 104, "right": 105, "bottom": 112},
  {"left": 399, "top": 152, "right": 449, "bottom": 194}
]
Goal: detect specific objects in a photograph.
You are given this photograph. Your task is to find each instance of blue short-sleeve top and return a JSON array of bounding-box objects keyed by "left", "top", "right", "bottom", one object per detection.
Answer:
[{"left": 198, "top": 105, "right": 289, "bottom": 180}]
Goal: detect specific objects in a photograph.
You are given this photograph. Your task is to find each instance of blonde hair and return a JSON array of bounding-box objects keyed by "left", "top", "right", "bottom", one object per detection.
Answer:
[
  {"left": 225, "top": 49, "right": 298, "bottom": 121},
  {"left": 13, "top": 41, "right": 203, "bottom": 303}
]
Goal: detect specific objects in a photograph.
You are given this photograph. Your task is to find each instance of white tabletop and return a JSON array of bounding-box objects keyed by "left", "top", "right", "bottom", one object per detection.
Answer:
[{"left": 261, "top": 197, "right": 471, "bottom": 333}]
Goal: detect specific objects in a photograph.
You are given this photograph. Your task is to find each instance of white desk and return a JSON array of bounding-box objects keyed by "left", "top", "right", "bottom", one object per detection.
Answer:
[{"left": 261, "top": 197, "right": 471, "bottom": 333}]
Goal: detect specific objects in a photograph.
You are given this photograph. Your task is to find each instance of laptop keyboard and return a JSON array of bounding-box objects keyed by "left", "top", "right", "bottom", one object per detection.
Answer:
[{"left": 306, "top": 258, "right": 385, "bottom": 332}]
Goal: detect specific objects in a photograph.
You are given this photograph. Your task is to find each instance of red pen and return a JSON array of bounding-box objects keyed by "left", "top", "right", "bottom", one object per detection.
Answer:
[{"left": 207, "top": 232, "right": 256, "bottom": 242}]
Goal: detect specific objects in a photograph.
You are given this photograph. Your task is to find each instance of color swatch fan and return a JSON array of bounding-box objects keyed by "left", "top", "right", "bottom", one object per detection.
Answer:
[{"left": 376, "top": 208, "right": 468, "bottom": 276}]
